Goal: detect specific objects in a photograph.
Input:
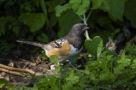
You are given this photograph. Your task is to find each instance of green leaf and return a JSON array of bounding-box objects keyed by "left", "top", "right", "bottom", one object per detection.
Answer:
[
  {"left": 49, "top": 13, "right": 58, "bottom": 27},
  {"left": 13, "top": 26, "right": 20, "bottom": 37},
  {"left": 55, "top": 66, "right": 61, "bottom": 72},
  {"left": 91, "top": 0, "right": 103, "bottom": 10},
  {"left": 97, "top": 40, "right": 103, "bottom": 59},
  {"left": 7, "top": 85, "right": 14, "bottom": 90},
  {"left": 55, "top": 3, "right": 70, "bottom": 17},
  {"left": 84, "top": 36, "right": 103, "bottom": 57},
  {"left": 121, "top": 50, "right": 126, "bottom": 60},
  {"left": 49, "top": 55, "right": 59, "bottom": 64},
  {"left": 0, "top": 24, "right": 6, "bottom": 36},
  {"left": 40, "top": 0, "right": 49, "bottom": 23},
  {"left": 58, "top": 10, "right": 82, "bottom": 37},
  {"left": 107, "top": 55, "right": 113, "bottom": 60},
  {"left": 20, "top": 13, "right": 46, "bottom": 32},
  {"left": 91, "top": 28, "right": 111, "bottom": 44},
  {"left": 25, "top": 3, "right": 31, "bottom": 11},
  {"left": 32, "top": 85, "right": 38, "bottom": 90},
  {"left": 34, "top": 0, "right": 40, "bottom": 8},
  {"left": 76, "top": 0, "right": 90, "bottom": 15},
  {"left": 66, "top": 70, "right": 79, "bottom": 82},
  {"left": 131, "top": 59, "right": 136, "bottom": 69},
  {"left": 40, "top": 0, "right": 47, "bottom": 15},
  {"left": 100, "top": 0, "right": 110, "bottom": 11},
  {"left": 99, "top": 71, "right": 112, "bottom": 81},
  {"left": 69, "top": 0, "right": 81, "bottom": 11},
  {"left": 0, "top": 79, "right": 8, "bottom": 88},
  {"left": 108, "top": 14, "right": 118, "bottom": 21},
  {"left": 114, "top": 28, "right": 120, "bottom": 34},
  {"left": 124, "top": 0, "right": 136, "bottom": 28},
  {"left": 37, "top": 33, "right": 49, "bottom": 43},
  {"left": 96, "top": 16, "right": 112, "bottom": 27},
  {"left": 46, "top": 0, "right": 65, "bottom": 12},
  {"left": 100, "top": 0, "right": 125, "bottom": 20}
]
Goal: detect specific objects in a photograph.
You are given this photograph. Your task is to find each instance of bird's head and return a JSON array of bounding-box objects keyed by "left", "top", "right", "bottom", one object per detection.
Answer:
[
  {"left": 66, "top": 23, "right": 90, "bottom": 48},
  {"left": 71, "top": 23, "right": 89, "bottom": 36}
]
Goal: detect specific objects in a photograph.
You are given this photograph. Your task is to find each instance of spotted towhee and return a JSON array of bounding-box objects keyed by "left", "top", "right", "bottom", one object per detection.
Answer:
[{"left": 17, "top": 23, "right": 89, "bottom": 66}]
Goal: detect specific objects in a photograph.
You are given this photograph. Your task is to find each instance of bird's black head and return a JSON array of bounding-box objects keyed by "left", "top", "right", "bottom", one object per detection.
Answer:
[
  {"left": 68, "top": 23, "right": 89, "bottom": 36},
  {"left": 66, "top": 23, "right": 90, "bottom": 49},
  {"left": 70, "top": 23, "right": 89, "bottom": 36}
]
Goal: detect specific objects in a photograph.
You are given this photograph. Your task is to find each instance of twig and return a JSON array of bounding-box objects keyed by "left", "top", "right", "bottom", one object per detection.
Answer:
[
  {"left": 0, "top": 64, "right": 44, "bottom": 76},
  {"left": 0, "top": 68, "right": 24, "bottom": 76}
]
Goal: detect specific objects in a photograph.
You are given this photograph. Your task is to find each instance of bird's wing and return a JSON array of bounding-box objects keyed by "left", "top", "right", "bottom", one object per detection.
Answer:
[{"left": 46, "top": 37, "right": 66, "bottom": 48}]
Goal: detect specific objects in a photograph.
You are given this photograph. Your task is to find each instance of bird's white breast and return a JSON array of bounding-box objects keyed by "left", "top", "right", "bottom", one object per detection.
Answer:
[{"left": 58, "top": 45, "right": 82, "bottom": 62}]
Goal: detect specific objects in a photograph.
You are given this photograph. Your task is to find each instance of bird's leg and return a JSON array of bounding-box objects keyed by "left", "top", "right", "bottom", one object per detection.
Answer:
[{"left": 69, "top": 58, "right": 74, "bottom": 68}]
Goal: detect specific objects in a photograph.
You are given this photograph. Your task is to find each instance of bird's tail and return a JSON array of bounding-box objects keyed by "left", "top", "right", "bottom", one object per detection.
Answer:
[{"left": 16, "top": 40, "right": 46, "bottom": 49}]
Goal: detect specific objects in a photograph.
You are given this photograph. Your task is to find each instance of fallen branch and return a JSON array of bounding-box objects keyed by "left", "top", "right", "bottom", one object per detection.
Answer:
[
  {"left": 0, "top": 68, "right": 24, "bottom": 76},
  {"left": 0, "top": 64, "right": 46, "bottom": 76}
]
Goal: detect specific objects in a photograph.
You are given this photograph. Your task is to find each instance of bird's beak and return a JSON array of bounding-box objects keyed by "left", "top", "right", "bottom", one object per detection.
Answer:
[{"left": 83, "top": 26, "right": 90, "bottom": 31}]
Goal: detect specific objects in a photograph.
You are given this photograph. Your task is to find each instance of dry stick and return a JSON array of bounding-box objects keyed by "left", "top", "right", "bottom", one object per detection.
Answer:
[
  {"left": 0, "top": 64, "right": 35, "bottom": 74},
  {"left": 0, "top": 68, "right": 24, "bottom": 76},
  {"left": 0, "top": 64, "right": 43, "bottom": 76}
]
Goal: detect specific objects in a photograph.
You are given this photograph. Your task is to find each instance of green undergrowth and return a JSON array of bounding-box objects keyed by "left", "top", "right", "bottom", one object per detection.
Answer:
[
  {"left": 16, "top": 37, "right": 136, "bottom": 90},
  {"left": 0, "top": 0, "right": 136, "bottom": 89}
]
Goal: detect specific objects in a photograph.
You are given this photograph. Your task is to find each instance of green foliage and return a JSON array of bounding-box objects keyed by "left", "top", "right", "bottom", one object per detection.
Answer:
[
  {"left": 97, "top": 41, "right": 103, "bottom": 59},
  {"left": 91, "top": 0, "right": 103, "bottom": 10},
  {"left": 75, "top": 0, "right": 90, "bottom": 15},
  {"left": 58, "top": 10, "right": 82, "bottom": 37},
  {"left": 69, "top": 0, "right": 82, "bottom": 11},
  {"left": 55, "top": 4, "right": 71, "bottom": 17},
  {"left": 55, "top": 0, "right": 90, "bottom": 16},
  {"left": 49, "top": 55, "right": 59, "bottom": 64},
  {"left": 20, "top": 13, "right": 46, "bottom": 32},
  {"left": 37, "top": 33, "right": 48, "bottom": 43},
  {"left": 0, "top": 79, "right": 8, "bottom": 88},
  {"left": 96, "top": 16, "right": 112, "bottom": 27},
  {"left": 0, "top": 79, "right": 14, "bottom": 90},
  {"left": 0, "top": 1, "right": 136, "bottom": 89},
  {"left": 18, "top": 44, "right": 136, "bottom": 90},
  {"left": 46, "top": 0, "right": 65, "bottom": 12},
  {"left": 0, "top": 40, "right": 16, "bottom": 55},
  {"left": 84, "top": 36, "right": 103, "bottom": 58},
  {"left": 0, "top": 16, "right": 20, "bottom": 37},
  {"left": 124, "top": 0, "right": 136, "bottom": 28},
  {"left": 100, "top": 0, "right": 125, "bottom": 21}
]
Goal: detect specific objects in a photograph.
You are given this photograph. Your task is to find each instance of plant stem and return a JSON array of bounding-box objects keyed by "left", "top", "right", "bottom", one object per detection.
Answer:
[
  {"left": 78, "top": 15, "right": 83, "bottom": 20},
  {"left": 83, "top": 14, "right": 90, "bottom": 39},
  {"left": 87, "top": 10, "right": 92, "bottom": 20}
]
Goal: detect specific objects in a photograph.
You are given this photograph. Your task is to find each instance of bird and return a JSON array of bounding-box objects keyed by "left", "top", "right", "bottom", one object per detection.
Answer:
[
  {"left": 106, "top": 21, "right": 131, "bottom": 53},
  {"left": 16, "top": 23, "right": 90, "bottom": 66},
  {"left": 106, "top": 37, "right": 117, "bottom": 51}
]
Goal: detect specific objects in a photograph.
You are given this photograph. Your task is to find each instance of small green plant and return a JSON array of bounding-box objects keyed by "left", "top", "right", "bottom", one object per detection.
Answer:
[
  {"left": 0, "top": 79, "right": 14, "bottom": 90},
  {"left": 16, "top": 43, "right": 136, "bottom": 90}
]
